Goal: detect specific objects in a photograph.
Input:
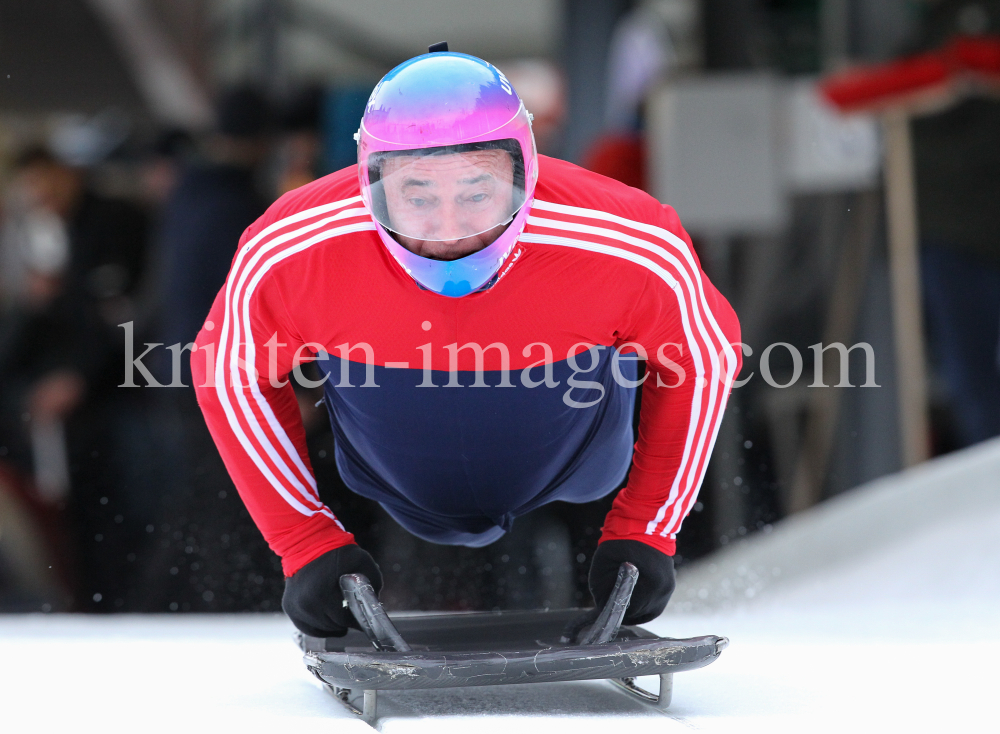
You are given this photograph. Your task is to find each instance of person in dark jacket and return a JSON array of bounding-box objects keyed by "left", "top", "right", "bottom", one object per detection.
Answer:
[
  {"left": 0, "top": 146, "right": 151, "bottom": 611},
  {"left": 911, "top": 1, "right": 1000, "bottom": 447},
  {"left": 158, "top": 87, "right": 271, "bottom": 356},
  {"left": 145, "top": 87, "right": 286, "bottom": 613}
]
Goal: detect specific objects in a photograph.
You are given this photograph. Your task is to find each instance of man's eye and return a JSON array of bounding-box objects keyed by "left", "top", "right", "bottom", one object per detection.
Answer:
[
  {"left": 408, "top": 198, "right": 427, "bottom": 208},
  {"left": 468, "top": 193, "right": 488, "bottom": 203}
]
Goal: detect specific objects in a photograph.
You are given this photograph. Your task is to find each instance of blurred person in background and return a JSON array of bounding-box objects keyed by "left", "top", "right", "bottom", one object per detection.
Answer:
[
  {"left": 581, "top": 0, "right": 689, "bottom": 190},
  {"left": 140, "top": 129, "right": 195, "bottom": 211},
  {"left": 144, "top": 86, "right": 286, "bottom": 613},
  {"left": 911, "top": 0, "right": 1000, "bottom": 448},
  {"left": 0, "top": 144, "right": 150, "bottom": 611},
  {"left": 157, "top": 87, "right": 271, "bottom": 357},
  {"left": 274, "top": 86, "right": 324, "bottom": 197},
  {"left": 498, "top": 60, "right": 565, "bottom": 156}
]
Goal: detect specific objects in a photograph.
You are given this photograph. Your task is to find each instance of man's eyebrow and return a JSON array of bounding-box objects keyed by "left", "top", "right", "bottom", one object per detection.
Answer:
[
  {"left": 458, "top": 174, "right": 492, "bottom": 185},
  {"left": 401, "top": 177, "right": 431, "bottom": 188}
]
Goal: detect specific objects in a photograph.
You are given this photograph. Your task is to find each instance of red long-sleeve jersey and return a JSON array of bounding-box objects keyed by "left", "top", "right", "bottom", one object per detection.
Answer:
[{"left": 192, "top": 155, "right": 741, "bottom": 576}]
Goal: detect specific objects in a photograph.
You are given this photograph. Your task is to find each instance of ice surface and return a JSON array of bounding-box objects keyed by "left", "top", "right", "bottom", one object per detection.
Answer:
[
  {"left": 3, "top": 443, "right": 999, "bottom": 731},
  {"left": 2, "top": 602, "right": 996, "bottom": 733},
  {"left": 0, "top": 615, "right": 369, "bottom": 733}
]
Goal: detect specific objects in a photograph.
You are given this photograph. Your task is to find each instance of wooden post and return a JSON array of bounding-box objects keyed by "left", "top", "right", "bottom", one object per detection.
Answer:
[
  {"left": 881, "top": 111, "right": 930, "bottom": 467},
  {"left": 789, "top": 191, "right": 880, "bottom": 512}
]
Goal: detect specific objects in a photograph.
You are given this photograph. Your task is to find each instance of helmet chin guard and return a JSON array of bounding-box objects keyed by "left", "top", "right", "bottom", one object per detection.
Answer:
[
  {"left": 373, "top": 200, "right": 531, "bottom": 297},
  {"left": 358, "top": 51, "right": 537, "bottom": 297}
]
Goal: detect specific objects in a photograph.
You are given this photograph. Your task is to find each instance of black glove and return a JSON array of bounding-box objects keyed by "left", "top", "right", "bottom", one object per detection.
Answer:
[
  {"left": 589, "top": 539, "right": 675, "bottom": 625},
  {"left": 282, "top": 544, "right": 382, "bottom": 638},
  {"left": 562, "top": 539, "right": 676, "bottom": 643}
]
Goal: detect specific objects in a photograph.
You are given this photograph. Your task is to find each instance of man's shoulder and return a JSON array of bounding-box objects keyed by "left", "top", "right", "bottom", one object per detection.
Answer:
[
  {"left": 243, "top": 166, "right": 364, "bottom": 243},
  {"left": 534, "top": 155, "right": 654, "bottom": 210},
  {"left": 532, "top": 155, "right": 686, "bottom": 240}
]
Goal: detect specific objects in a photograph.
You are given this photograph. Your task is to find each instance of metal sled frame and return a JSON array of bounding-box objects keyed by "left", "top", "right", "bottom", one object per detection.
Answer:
[{"left": 298, "top": 564, "right": 728, "bottom": 723}]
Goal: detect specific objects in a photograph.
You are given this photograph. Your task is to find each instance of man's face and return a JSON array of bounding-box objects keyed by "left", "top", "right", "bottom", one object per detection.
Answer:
[
  {"left": 19, "top": 161, "right": 82, "bottom": 219},
  {"left": 380, "top": 150, "right": 515, "bottom": 261}
]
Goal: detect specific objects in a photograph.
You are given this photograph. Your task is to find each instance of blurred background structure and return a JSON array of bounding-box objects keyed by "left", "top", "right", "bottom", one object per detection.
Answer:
[{"left": 0, "top": 0, "right": 997, "bottom": 615}]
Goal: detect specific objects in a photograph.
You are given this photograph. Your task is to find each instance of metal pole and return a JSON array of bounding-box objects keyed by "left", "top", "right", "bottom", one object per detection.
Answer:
[
  {"left": 258, "top": 0, "right": 284, "bottom": 99},
  {"left": 789, "top": 190, "right": 880, "bottom": 511},
  {"left": 559, "top": 0, "right": 632, "bottom": 163},
  {"left": 881, "top": 111, "right": 930, "bottom": 467},
  {"left": 86, "top": 0, "right": 212, "bottom": 128},
  {"left": 820, "top": 0, "right": 851, "bottom": 72}
]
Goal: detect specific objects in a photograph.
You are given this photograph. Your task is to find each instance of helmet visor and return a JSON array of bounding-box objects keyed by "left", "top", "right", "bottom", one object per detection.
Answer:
[{"left": 365, "top": 141, "right": 525, "bottom": 243}]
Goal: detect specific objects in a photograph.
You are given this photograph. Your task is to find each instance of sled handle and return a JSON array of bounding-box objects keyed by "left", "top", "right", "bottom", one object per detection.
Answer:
[
  {"left": 340, "top": 573, "right": 412, "bottom": 652},
  {"left": 577, "top": 562, "right": 639, "bottom": 645}
]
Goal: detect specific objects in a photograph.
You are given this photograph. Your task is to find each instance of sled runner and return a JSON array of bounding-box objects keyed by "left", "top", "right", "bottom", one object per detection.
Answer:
[{"left": 297, "top": 563, "right": 728, "bottom": 723}]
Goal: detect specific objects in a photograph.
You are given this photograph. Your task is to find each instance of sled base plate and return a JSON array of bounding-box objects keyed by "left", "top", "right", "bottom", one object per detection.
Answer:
[{"left": 298, "top": 609, "right": 726, "bottom": 719}]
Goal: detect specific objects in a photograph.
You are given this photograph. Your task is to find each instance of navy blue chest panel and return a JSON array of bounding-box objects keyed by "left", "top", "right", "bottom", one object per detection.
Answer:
[{"left": 313, "top": 348, "right": 639, "bottom": 532}]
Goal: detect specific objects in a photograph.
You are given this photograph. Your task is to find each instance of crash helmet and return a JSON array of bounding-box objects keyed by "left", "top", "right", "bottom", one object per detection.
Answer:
[{"left": 358, "top": 48, "right": 538, "bottom": 297}]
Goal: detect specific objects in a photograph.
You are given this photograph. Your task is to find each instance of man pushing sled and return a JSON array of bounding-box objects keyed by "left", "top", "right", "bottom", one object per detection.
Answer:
[{"left": 193, "top": 46, "right": 740, "bottom": 661}]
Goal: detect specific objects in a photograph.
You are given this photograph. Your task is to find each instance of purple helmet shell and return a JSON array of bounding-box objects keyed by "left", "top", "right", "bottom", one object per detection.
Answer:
[{"left": 358, "top": 52, "right": 537, "bottom": 297}]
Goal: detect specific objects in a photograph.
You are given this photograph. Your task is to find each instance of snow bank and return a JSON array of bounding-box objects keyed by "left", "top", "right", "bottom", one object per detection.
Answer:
[{"left": 671, "top": 435, "right": 1000, "bottom": 612}]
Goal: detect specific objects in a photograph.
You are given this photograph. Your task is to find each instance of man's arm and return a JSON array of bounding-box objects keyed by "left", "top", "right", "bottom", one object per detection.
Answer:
[
  {"left": 573, "top": 203, "right": 739, "bottom": 627},
  {"left": 191, "top": 235, "right": 355, "bottom": 577},
  {"left": 601, "top": 205, "right": 742, "bottom": 556}
]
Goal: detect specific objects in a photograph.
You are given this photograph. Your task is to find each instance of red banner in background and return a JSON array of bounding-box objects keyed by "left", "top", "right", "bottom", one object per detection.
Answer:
[{"left": 821, "top": 34, "right": 1000, "bottom": 113}]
